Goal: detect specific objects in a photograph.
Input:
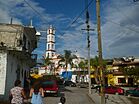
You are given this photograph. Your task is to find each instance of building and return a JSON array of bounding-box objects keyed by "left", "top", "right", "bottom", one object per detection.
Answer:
[
  {"left": 107, "top": 56, "right": 139, "bottom": 86},
  {"left": 0, "top": 23, "right": 39, "bottom": 100},
  {"left": 46, "top": 25, "right": 56, "bottom": 58}
]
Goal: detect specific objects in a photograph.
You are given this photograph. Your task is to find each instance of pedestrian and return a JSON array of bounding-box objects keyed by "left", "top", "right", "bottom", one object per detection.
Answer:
[
  {"left": 58, "top": 96, "right": 66, "bottom": 104},
  {"left": 9, "top": 79, "right": 27, "bottom": 104},
  {"left": 29, "top": 81, "right": 44, "bottom": 104}
]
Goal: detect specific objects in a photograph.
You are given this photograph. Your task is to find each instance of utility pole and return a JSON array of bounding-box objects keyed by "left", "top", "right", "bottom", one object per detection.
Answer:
[
  {"left": 96, "top": 0, "right": 105, "bottom": 104},
  {"left": 82, "top": 11, "right": 94, "bottom": 94}
]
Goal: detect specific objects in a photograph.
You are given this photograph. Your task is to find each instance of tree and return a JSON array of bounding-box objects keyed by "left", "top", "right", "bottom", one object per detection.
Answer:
[
  {"left": 58, "top": 50, "right": 77, "bottom": 79},
  {"left": 41, "top": 55, "right": 51, "bottom": 66},
  {"left": 58, "top": 50, "right": 77, "bottom": 69},
  {"left": 78, "top": 60, "right": 87, "bottom": 82},
  {"left": 78, "top": 61, "right": 87, "bottom": 70},
  {"left": 90, "top": 56, "right": 107, "bottom": 84},
  {"left": 119, "top": 65, "right": 139, "bottom": 85},
  {"left": 41, "top": 56, "right": 53, "bottom": 74}
]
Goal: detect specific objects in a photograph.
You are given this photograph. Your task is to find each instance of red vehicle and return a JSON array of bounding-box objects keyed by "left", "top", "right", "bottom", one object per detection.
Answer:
[
  {"left": 42, "top": 80, "right": 59, "bottom": 96},
  {"left": 104, "top": 86, "right": 124, "bottom": 95}
]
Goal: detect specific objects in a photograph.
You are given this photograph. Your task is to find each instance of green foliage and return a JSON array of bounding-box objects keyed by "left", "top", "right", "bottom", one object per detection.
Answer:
[
  {"left": 78, "top": 61, "right": 87, "bottom": 70},
  {"left": 119, "top": 66, "right": 139, "bottom": 77},
  {"left": 90, "top": 56, "right": 99, "bottom": 68},
  {"left": 58, "top": 50, "right": 77, "bottom": 69},
  {"left": 41, "top": 56, "right": 52, "bottom": 66},
  {"left": 90, "top": 56, "right": 107, "bottom": 68},
  {"left": 119, "top": 65, "right": 139, "bottom": 84}
]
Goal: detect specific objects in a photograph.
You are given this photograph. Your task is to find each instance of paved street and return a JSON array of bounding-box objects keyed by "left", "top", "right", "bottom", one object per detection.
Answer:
[
  {"left": 43, "top": 86, "right": 94, "bottom": 104},
  {"left": 42, "top": 86, "right": 139, "bottom": 104},
  {"left": 88, "top": 89, "right": 139, "bottom": 104}
]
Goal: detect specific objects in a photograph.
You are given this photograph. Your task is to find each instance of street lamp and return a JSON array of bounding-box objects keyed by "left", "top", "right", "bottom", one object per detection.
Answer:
[{"left": 36, "top": 31, "right": 41, "bottom": 42}]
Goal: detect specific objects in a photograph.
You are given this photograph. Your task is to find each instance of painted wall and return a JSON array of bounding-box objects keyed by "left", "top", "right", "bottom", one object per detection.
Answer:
[
  {"left": 0, "top": 51, "right": 30, "bottom": 100},
  {"left": 0, "top": 50, "right": 7, "bottom": 96}
]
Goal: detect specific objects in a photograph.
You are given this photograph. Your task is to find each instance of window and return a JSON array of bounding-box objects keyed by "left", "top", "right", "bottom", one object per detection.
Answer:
[
  {"left": 52, "top": 44, "right": 54, "bottom": 49},
  {"left": 52, "top": 36, "right": 53, "bottom": 41},
  {"left": 118, "top": 78, "right": 126, "bottom": 83},
  {"left": 52, "top": 53, "right": 54, "bottom": 57},
  {"left": 48, "top": 44, "right": 50, "bottom": 50},
  {"left": 47, "top": 53, "right": 49, "bottom": 57}
]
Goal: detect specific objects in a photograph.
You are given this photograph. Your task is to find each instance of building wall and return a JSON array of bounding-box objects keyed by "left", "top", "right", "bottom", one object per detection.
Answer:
[
  {"left": 0, "top": 24, "right": 23, "bottom": 50},
  {"left": 0, "top": 50, "right": 30, "bottom": 100},
  {"left": 0, "top": 50, "right": 7, "bottom": 97},
  {"left": 0, "top": 23, "right": 38, "bottom": 101}
]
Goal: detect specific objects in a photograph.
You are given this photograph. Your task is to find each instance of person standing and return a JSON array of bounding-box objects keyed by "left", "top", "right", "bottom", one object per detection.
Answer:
[
  {"left": 29, "top": 81, "right": 44, "bottom": 104},
  {"left": 10, "top": 79, "right": 27, "bottom": 104}
]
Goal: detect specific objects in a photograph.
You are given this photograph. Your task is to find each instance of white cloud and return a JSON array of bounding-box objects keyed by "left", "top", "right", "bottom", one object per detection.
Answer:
[
  {"left": 1, "top": 0, "right": 139, "bottom": 59},
  {"left": 101, "top": 0, "right": 139, "bottom": 58}
]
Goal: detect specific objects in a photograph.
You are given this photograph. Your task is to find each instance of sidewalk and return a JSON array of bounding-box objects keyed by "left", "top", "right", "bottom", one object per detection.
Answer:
[{"left": 88, "top": 93, "right": 133, "bottom": 104}]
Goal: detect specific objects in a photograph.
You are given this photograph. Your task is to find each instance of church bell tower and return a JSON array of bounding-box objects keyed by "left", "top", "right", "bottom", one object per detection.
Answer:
[{"left": 46, "top": 25, "right": 56, "bottom": 58}]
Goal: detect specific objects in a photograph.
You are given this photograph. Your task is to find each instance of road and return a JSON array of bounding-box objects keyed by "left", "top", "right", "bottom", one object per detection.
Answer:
[
  {"left": 128, "top": 97, "right": 139, "bottom": 104},
  {"left": 43, "top": 86, "right": 94, "bottom": 104}
]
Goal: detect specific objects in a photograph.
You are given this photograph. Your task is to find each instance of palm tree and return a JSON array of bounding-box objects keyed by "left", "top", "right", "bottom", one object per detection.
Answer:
[
  {"left": 58, "top": 50, "right": 77, "bottom": 69},
  {"left": 78, "top": 60, "right": 87, "bottom": 82},
  {"left": 58, "top": 50, "right": 77, "bottom": 79},
  {"left": 41, "top": 56, "right": 53, "bottom": 74},
  {"left": 90, "top": 56, "right": 107, "bottom": 84}
]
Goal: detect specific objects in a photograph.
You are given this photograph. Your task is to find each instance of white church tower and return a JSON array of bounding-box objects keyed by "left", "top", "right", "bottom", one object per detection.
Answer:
[{"left": 46, "top": 25, "right": 56, "bottom": 58}]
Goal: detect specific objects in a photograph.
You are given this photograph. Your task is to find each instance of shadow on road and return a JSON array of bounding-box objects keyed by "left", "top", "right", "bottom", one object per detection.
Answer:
[{"left": 128, "top": 97, "right": 139, "bottom": 104}]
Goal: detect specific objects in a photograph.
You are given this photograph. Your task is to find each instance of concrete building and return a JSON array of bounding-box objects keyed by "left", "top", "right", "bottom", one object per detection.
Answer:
[
  {"left": 0, "top": 23, "right": 39, "bottom": 100},
  {"left": 106, "top": 56, "right": 139, "bottom": 86},
  {"left": 46, "top": 25, "right": 56, "bottom": 58}
]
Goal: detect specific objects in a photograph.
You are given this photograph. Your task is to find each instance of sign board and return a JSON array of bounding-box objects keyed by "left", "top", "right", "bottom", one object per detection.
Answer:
[{"left": 0, "top": 52, "right": 7, "bottom": 95}]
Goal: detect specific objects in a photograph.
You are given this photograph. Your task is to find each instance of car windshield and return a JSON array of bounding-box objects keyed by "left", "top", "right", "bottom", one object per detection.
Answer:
[{"left": 42, "top": 81, "right": 55, "bottom": 87}]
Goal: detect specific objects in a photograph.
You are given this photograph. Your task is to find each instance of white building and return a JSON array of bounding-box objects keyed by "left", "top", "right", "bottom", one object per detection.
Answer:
[
  {"left": 0, "top": 23, "right": 39, "bottom": 101},
  {"left": 46, "top": 25, "right": 56, "bottom": 58}
]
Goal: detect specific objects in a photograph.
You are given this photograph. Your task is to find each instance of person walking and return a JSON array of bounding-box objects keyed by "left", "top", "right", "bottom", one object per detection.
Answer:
[
  {"left": 58, "top": 96, "right": 66, "bottom": 104},
  {"left": 10, "top": 79, "right": 27, "bottom": 104},
  {"left": 29, "top": 81, "right": 44, "bottom": 104}
]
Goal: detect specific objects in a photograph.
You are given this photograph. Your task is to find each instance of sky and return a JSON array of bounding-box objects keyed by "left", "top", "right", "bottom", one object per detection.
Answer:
[{"left": 0, "top": 0, "right": 139, "bottom": 59}]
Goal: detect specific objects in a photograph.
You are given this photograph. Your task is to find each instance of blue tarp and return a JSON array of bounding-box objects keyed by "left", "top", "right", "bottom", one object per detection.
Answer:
[{"left": 61, "top": 71, "right": 72, "bottom": 80}]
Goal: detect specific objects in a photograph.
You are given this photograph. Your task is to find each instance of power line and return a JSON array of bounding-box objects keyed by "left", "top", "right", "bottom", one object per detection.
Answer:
[
  {"left": 105, "top": 18, "right": 139, "bottom": 33},
  {"left": 23, "top": 0, "right": 95, "bottom": 37},
  {"left": 24, "top": 0, "right": 50, "bottom": 25},
  {"left": 101, "top": 0, "right": 139, "bottom": 34},
  {"left": 65, "top": 0, "right": 95, "bottom": 31},
  {"left": 109, "top": 1, "right": 137, "bottom": 27},
  {"left": 52, "top": 0, "right": 95, "bottom": 37},
  {"left": 23, "top": 0, "right": 64, "bottom": 40}
]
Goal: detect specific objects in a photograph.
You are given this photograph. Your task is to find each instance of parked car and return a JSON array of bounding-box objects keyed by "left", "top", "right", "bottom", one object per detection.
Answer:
[
  {"left": 64, "top": 80, "right": 76, "bottom": 87},
  {"left": 77, "top": 82, "right": 89, "bottom": 88},
  {"left": 91, "top": 84, "right": 100, "bottom": 89},
  {"left": 125, "top": 87, "right": 139, "bottom": 97},
  {"left": 42, "top": 80, "right": 59, "bottom": 96},
  {"left": 104, "top": 86, "right": 124, "bottom": 95}
]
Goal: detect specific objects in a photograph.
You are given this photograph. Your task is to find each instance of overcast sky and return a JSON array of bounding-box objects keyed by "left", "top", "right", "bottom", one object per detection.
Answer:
[{"left": 0, "top": 0, "right": 139, "bottom": 59}]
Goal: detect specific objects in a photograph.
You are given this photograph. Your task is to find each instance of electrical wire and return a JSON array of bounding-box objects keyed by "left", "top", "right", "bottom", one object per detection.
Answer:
[
  {"left": 109, "top": 0, "right": 137, "bottom": 27},
  {"left": 24, "top": 0, "right": 50, "bottom": 25},
  {"left": 105, "top": 19, "right": 139, "bottom": 33},
  {"left": 65, "top": 0, "right": 95, "bottom": 32},
  {"left": 101, "top": 0, "right": 139, "bottom": 34}
]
